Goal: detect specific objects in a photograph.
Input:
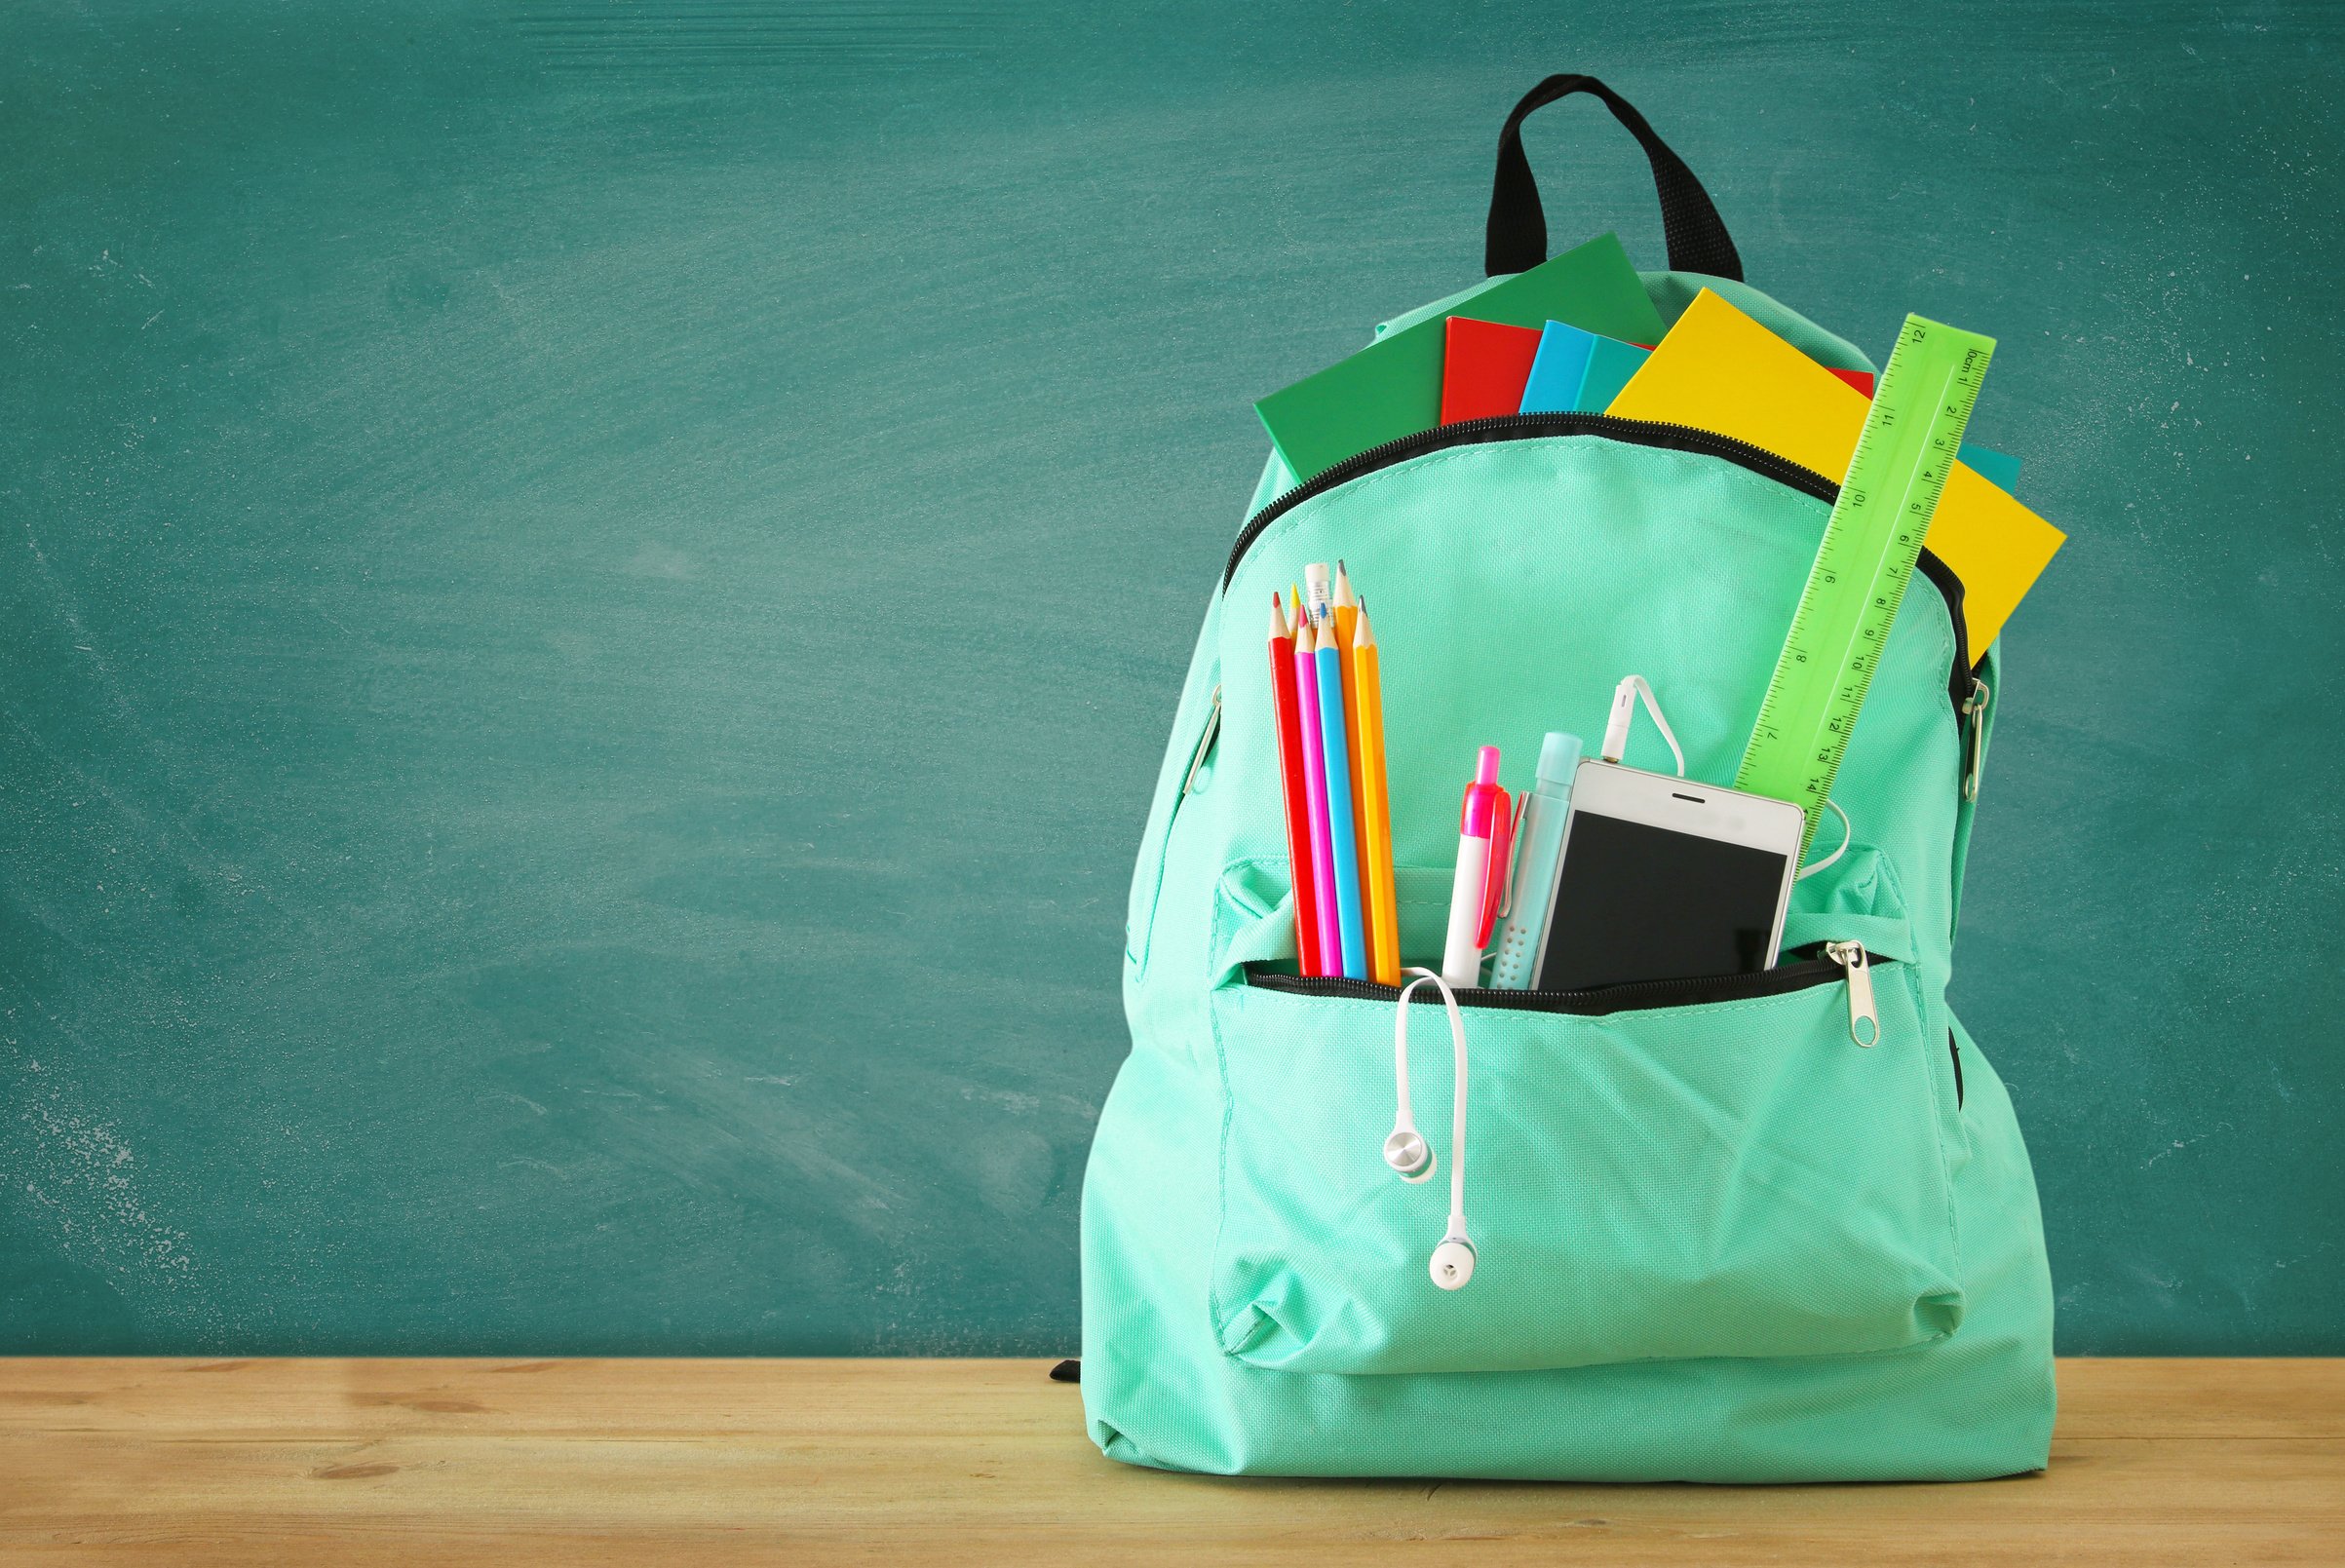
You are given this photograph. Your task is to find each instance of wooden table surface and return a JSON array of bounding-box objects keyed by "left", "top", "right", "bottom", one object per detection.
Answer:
[{"left": 2, "top": 1358, "right": 2338, "bottom": 1564}]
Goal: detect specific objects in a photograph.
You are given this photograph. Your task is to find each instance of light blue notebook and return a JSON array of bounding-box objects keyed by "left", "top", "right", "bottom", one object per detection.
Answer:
[
  {"left": 1517, "top": 320, "right": 1654, "bottom": 414},
  {"left": 1517, "top": 322, "right": 1597, "bottom": 413}
]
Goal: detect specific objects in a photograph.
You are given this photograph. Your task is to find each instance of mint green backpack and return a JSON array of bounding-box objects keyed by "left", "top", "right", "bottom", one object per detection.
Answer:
[{"left": 1080, "top": 77, "right": 2056, "bottom": 1481}]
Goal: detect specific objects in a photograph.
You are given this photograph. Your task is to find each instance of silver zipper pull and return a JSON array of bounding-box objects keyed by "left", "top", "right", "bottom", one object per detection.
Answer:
[
  {"left": 1961, "top": 679, "right": 1991, "bottom": 802},
  {"left": 1825, "top": 940, "right": 1878, "bottom": 1047},
  {"left": 1180, "top": 685, "right": 1223, "bottom": 796}
]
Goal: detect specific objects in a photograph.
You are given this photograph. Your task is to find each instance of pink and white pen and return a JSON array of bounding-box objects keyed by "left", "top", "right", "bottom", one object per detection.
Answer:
[{"left": 1441, "top": 746, "right": 1514, "bottom": 986}]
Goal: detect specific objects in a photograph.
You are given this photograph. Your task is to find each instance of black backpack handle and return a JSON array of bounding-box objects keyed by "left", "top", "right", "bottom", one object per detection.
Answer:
[{"left": 1485, "top": 74, "right": 1744, "bottom": 283}]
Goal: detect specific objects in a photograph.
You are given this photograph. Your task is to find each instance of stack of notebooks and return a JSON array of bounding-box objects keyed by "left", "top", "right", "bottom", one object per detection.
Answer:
[{"left": 1253, "top": 233, "right": 2062, "bottom": 651}]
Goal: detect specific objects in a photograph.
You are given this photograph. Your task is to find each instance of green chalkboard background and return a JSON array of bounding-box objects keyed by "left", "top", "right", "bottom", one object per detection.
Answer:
[{"left": 4, "top": 0, "right": 2340, "bottom": 1356}]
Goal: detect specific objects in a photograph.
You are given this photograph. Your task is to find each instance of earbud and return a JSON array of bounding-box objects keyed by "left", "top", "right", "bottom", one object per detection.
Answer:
[
  {"left": 1382, "top": 970, "right": 1477, "bottom": 1290},
  {"left": 1429, "top": 1232, "right": 1476, "bottom": 1290},
  {"left": 1382, "top": 1127, "right": 1434, "bottom": 1182}
]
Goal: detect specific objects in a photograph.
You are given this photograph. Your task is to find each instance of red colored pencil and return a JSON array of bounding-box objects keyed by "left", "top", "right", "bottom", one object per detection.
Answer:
[{"left": 1268, "top": 593, "right": 1324, "bottom": 976}]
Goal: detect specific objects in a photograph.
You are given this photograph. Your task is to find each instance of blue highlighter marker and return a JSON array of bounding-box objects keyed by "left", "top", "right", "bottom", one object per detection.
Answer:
[{"left": 1488, "top": 731, "right": 1583, "bottom": 989}]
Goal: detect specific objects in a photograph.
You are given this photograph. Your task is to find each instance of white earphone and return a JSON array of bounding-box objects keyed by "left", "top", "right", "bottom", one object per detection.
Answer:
[{"left": 1382, "top": 969, "right": 1476, "bottom": 1290}]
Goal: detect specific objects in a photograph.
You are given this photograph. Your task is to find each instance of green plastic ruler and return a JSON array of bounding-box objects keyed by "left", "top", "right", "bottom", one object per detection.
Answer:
[{"left": 1734, "top": 314, "right": 1995, "bottom": 845}]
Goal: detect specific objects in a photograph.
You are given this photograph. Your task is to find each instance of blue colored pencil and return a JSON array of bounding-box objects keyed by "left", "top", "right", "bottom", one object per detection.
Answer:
[{"left": 1313, "top": 615, "right": 1368, "bottom": 979}]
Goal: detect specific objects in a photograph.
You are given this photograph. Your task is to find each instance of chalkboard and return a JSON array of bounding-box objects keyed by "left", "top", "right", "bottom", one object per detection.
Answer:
[{"left": 3, "top": 0, "right": 2339, "bottom": 1356}]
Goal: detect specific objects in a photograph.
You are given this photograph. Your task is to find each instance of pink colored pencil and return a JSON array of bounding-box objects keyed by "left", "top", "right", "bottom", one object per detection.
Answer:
[{"left": 1292, "top": 595, "right": 1343, "bottom": 973}]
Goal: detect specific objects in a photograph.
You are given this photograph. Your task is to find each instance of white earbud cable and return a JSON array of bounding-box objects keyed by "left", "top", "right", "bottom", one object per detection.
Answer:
[
  {"left": 1796, "top": 798, "right": 1854, "bottom": 881},
  {"left": 1383, "top": 987, "right": 1434, "bottom": 1184},
  {"left": 1599, "top": 674, "right": 1686, "bottom": 778},
  {"left": 1605, "top": 674, "right": 1853, "bottom": 882},
  {"left": 1386, "top": 969, "right": 1475, "bottom": 1287}
]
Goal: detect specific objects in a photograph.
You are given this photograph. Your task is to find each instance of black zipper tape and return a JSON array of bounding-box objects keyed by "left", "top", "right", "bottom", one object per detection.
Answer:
[
  {"left": 1221, "top": 413, "right": 1980, "bottom": 707},
  {"left": 1245, "top": 946, "right": 1894, "bottom": 1019},
  {"left": 1914, "top": 552, "right": 1975, "bottom": 707},
  {"left": 1221, "top": 413, "right": 1836, "bottom": 583}
]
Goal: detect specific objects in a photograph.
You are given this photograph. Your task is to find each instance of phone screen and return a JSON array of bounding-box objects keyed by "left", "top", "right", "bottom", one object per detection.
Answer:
[{"left": 1532, "top": 811, "right": 1791, "bottom": 991}]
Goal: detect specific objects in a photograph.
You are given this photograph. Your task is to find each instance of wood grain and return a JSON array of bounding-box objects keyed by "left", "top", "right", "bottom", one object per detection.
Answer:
[{"left": 1, "top": 1358, "right": 2339, "bottom": 1564}]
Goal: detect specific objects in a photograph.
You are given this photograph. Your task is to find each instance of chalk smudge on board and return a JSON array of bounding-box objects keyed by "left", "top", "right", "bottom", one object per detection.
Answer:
[
  {"left": 2144, "top": 1122, "right": 2232, "bottom": 1169},
  {"left": 17, "top": 1079, "right": 197, "bottom": 1288}
]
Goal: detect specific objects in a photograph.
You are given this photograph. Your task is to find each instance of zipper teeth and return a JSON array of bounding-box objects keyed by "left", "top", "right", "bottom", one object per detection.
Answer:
[
  {"left": 1221, "top": 412, "right": 1839, "bottom": 587},
  {"left": 1248, "top": 952, "right": 1894, "bottom": 1016},
  {"left": 1220, "top": 410, "right": 1981, "bottom": 704}
]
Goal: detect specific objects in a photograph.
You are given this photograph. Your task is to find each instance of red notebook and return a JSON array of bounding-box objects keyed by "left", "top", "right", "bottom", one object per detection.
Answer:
[
  {"left": 1826, "top": 366, "right": 1875, "bottom": 397},
  {"left": 1440, "top": 318, "right": 1546, "bottom": 423}
]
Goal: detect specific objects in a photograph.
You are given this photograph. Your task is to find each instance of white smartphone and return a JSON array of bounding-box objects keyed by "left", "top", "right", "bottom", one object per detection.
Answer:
[{"left": 1529, "top": 760, "right": 1807, "bottom": 992}]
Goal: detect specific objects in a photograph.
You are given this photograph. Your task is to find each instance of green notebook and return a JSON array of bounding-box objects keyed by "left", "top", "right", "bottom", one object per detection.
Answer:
[{"left": 1255, "top": 233, "right": 1669, "bottom": 482}]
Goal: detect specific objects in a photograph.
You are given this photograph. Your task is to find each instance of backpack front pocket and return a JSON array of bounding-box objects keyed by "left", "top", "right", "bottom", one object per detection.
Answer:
[{"left": 1207, "top": 954, "right": 1963, "bottom": 1376}]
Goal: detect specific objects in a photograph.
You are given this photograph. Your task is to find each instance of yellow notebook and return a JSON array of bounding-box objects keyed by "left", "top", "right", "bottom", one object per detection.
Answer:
[{"left": 1607, "top": 289, "right": 2063, "bottom": 652}]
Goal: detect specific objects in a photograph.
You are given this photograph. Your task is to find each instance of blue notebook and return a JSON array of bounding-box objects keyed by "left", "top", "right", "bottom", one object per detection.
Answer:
[
  {"left": 1517, "top": 323, "right": 1597, "bottom": 413},
  {"left": 1517, "top": 321, "right": 1653, "bottom": 414}
]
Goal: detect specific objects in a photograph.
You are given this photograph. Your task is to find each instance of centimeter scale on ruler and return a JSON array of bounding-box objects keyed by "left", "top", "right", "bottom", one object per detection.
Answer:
[{"left": 1735, "top": 314, "right": 1996, "bottom": 848}]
